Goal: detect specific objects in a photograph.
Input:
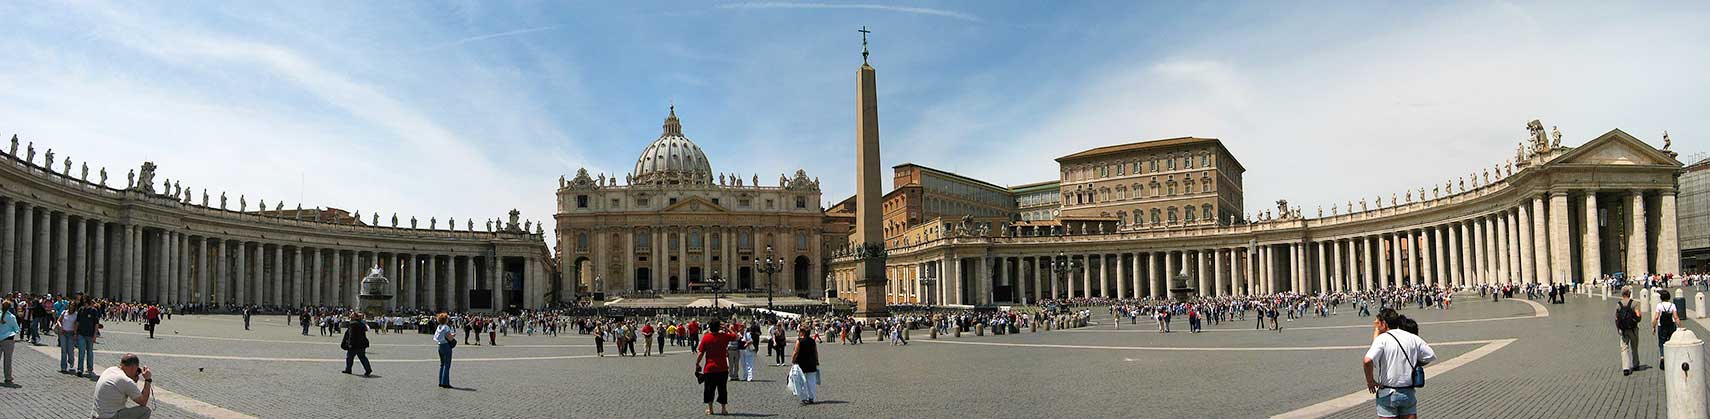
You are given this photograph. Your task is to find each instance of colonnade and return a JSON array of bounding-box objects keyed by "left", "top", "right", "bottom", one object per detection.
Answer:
[
  {"left": 1, "top": 195, "right": 528, "bottom": 310},
  {"left": 577, "top": 225, "right": 819, "bottom": 295}
]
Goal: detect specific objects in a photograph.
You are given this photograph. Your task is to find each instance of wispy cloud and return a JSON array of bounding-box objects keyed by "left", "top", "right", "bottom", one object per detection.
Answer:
[
  {"left": 717, "top": 2, "right": 981, "bottom": 22},
  {"left": 421, "top": 24, "right": 563, "bottom": 51}
]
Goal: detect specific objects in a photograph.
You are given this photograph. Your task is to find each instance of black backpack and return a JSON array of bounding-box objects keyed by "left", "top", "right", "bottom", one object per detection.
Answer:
[{"left": 1616, "top": 301, "right": 1640, "bottom": 330}]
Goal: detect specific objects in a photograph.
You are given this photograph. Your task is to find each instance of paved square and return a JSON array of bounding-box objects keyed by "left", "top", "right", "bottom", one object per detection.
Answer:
[{"left": 3, "top": 292, "right": 1699, "bottom": 418}]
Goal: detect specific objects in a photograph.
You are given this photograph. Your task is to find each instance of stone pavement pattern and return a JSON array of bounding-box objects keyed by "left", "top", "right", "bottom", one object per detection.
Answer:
[{"left": 0, "top": 293, "right": 1695, "bottom": 418}]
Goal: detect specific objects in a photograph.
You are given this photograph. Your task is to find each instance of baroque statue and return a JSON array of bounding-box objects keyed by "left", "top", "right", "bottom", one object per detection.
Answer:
[
  {"left": 1551, "top": 126, "right": 1562, "bottom": 149},
  {"left": 99, "top": 168, "right": 107, "bottom": 186},
  {"left": 1526, "top": 119, "right": 1549, "bottom": 153},
  {"left": 80, "top": 162, "right": 88, "bottom": 181}
]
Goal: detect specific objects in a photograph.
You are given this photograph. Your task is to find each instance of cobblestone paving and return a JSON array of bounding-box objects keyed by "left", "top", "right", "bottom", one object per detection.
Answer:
[{"left": 0, "top": 292, "right": 1690, "bottom": 418}]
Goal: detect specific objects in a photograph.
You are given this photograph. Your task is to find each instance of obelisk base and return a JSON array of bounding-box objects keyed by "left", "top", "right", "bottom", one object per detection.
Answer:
[{"left": 853, "top": 256, "right": 889, "bottom": 320}]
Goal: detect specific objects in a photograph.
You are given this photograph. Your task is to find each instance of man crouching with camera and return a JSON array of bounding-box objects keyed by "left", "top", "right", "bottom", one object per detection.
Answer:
[{"left": 92, "top": 353, "right": 153, "bottom": 419}]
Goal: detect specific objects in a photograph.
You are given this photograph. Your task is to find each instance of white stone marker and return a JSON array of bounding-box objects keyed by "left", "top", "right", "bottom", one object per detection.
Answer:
[{"left": 1664, "top": 329, "right": 1707, "bottom": 419}]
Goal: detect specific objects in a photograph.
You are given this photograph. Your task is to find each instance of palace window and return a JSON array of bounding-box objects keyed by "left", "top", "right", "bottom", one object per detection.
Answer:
[
  {"left": 766, "top": 199, "right": 775, "bottom": 209},
  {"left": 796, "top": 196, "right": 807, "bottom": 209},
  {"left": 689, "top": 232, "right": 703, "bottom": 249},
  {"left": 1183, "top": 157, "right": 1191, "bottom": 169},
  {"left": 669, "top": 197, "right": 678, "bottom": 206},
  {"left": 711, "top": 234, "right": 721, "bottom": 250},
  {"left": 1202, "top": 204, "right": 1214, "bottom": 222},
  {"left": 610, "top": 198, "right": 620, "bottom": 208},
  {"left": 1184, "top": 182, "right": 1194, "bottom": 194},
  {"left": 797, "top": 232, "right": 808, "bottom": 250},
  {"left": 1184, "top": 206, "right": 1196, "bottom": 222},
  {"left": 1202, "top": 178, "right": 1212, "bottom": 192},
  {"left": 576, "top": 233, "right": 589, "bottom": 251},
  {"left": 636, "top": 233, "right": 651, "bottom": 250},
  {"left": 637, "top": 198, "right": 650, "bottom": 207},
  {"left": 739, "top": 231, "right": 753, "bottom": 248},
  {"left": 1167, "top": 159, "right": 1175, "bottom": 170},
  {"left": 1202, "top": 155, "right": 1210, "bottom": 167},
  {"left": 740, "top": 198, "right": 751, "bottom": 207},
  {"left": 1167, "top": 207, "right": 1178, "bottom": 223},
  {"left": 1116, "top": 211, "right": 1126, "bottom": 225},
  {"left": 1167, "top": 182, "right": 1176, "bottom": 196},
  {"left": 576, "top": 195, "right": 588, "bottom": 208},
  {"left": 1117, "top": 164, "right": 1125, "bottom": 176},
  {"left": 712, "top": 198, "right": 720, "bottom": 206}
]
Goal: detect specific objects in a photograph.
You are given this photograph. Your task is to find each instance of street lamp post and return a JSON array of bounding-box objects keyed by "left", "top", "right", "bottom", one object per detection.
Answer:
[
  {"left": 709, "top": 270, "right": 726, "bottom": 316},
  {"left": 1047, "top": 251, "right": 1081, "bottom": 304},
  {"left": 754, "top": 245, "right": 784, "bottom": 314},
  {"left": 919, "top": 273, "right": 937, "bottom": 339}
]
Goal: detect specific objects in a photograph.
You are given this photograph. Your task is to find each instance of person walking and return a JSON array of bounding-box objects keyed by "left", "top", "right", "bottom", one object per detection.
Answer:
[
  {"left": 342, "top": 312, "right": 373, "bottom": 377},
  {"left": 300, "top": 309, "right": 311, "bottom": 336},
  {"left": 741, "top": 324, "right": 760, "bottom": 381},
  {"left": 1, "top": 300, "right": 18, "bottom": 386},
  {"left": 59, "top": 299, "right": 80, "bottom": 375},
  {"left": 76, "top": 298, "right": 101, "bottom": 378},
  {"left": 144, "top": 305, "right": 160, "bottom": 339},
  {"left": 240, "top": 305, "right": 251, "bottom": 331},
  {"left": 92, "top": 353, "right": 153, "bottom": 419},
  {"left": 695, "top": 320, "right": 740, "bottom": 415},
  {"left": 771, "top": 325, "right": 787, "bottom": 367},
  {"left": 1363, "top": 309, "right": 1435, "bottom": 419},
  {"left": 643, "top": 322, "right": 655, "bottom": 357},
  {"left": 1654, "top": 289, "right": 1681, "bottom": 369},
  {"left": 432, "top": 313, "right": 457, "bottom": 388},
  {"left": 1616, "top": 288, "right": 1642, "bottom": 375},
  {"left": 788, "top": 326, "right": 820, "bottom": 404}
]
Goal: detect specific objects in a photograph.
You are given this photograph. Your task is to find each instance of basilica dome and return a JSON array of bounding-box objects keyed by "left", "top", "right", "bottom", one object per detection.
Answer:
[{"left": 633, "top": 107, "right": 713, "bottom": 185}]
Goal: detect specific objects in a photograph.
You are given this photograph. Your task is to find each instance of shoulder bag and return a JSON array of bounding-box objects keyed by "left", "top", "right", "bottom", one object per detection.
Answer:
[{"left": 1386, "top": 332, "right": 1425, "bottom": 388}]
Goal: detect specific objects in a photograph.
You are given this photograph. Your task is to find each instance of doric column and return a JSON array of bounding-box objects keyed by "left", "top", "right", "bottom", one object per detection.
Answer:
[
  {"left": 1434, "top": 226, "right": 1448, "bottom": 288},
  {"left": 1361, "top": 237, "right": 1374, "bottom": 290},
  {"left": 254, "top": 243, "right": 266, "bottom": 306},
  {"left": 234, "top": 242, "right": 248, "bottom": 305},
  {"left": 979, "top": 255, "right": 992, "bottom": 304},
  {"left": 1583, "top": 192, "right": 1603, "bottom": 282},
  {"left": 1518, "top": 202, "right": 1535, "bottom": 284},
  {"left": 92, "top": 222, "right": 106, "bottom": 298},
  {"left": 1079, "top": 254, "right": 1091, "bottom": 299},
  {"left": 459, "top": 255, "right": 473, "bottom": 310},
  {"left": 71, "top": 216, "right": 85, "bottom": 295},
  {"left": 1290, "top": 243, "right": 1302, "bottom": 293},
  {"left": 1658, "top": 191, "right": 1680, "bottom": 275},
  {"left": 1419, "top": 229, "right": 1434, "bottom": 287},
  {"left": 1315, "top": 242, "right": 1328, "bottom": 293},
  {"left": 944, "top": 255, "right": 959, "bottom": 305},
  {"left": 329, "top": 249, "right": 342, "bottom": 307},
  {"left": 0, "top": 199, "right": 13, "bottom": 293},
  {"left": 1390, "top": 232, "right": 1404, "bottom": 287},
  {"left": 1473, "top": 217, "right": 1487, "bottom": 284},
  {"left": 1212, "top": 249, "right": 1225, "bottom": 297},
  {"left": 652, "top": 229, "right": 663, "bottom": 292},
  {"left": 1504, "top": 209, "right": 1518, "bottom": 283},
  {"left": 1163, "top": 251, "right": 1176, "bottom": 294},
  {"left": 178, "top": 233, "right": 190, "bottom": 303},
  {"left": 14, "top": 203, "right": 31, "bottom": 294},
  {"left": 291, "top": 247, "right": 304, "bottom": 307},
  {"left": 310, "top": 248, "right": 323, "bottom": 306},
  {"left": 676, "top": 230, "right": 687, "bottom": 291},
  {"left": 425, "top": 254, "right": 439, "bottom": 310},
  {"left": 270, "top": 244, "right": 283, "bottom": 306},
  {"left": 53, "top": 212, "right": 67, "bottom": 295},
  {"left": 1114, "top": 254, "right": 1127, "bottom": 299},
  {"left": 1530, "top": 196, "right": 1548, "bottom": 283},
  {"left": 1545, "top": 191, "right": 1570, "bottom": 283},
  {"left": 1377, "top": 235, "right": 1390, "bottom": 289},
  {"left": 1259, "top": 246, "right": 1271, "bottom": 294}
]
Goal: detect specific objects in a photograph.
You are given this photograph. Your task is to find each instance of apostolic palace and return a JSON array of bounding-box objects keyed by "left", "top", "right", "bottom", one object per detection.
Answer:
[{"left": 0, "top": 53, "right": 1688, "bottom": 313}]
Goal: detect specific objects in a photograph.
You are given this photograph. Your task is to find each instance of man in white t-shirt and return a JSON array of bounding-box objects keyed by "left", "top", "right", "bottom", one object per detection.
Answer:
[
  {"left": 92, "top": 353, "right": 153, "bottom": 419},
  {"left": 1363, "top": 309, "right": 1434, "bottom": 419}
]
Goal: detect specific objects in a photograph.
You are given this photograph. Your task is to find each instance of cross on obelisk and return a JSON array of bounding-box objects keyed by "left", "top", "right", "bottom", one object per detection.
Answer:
[{"left": 859, "top": 26, "right": 871, "bottom": 64}]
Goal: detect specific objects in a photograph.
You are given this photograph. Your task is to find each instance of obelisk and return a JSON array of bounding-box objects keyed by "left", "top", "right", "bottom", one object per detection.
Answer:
[{"left": 853, "top": 27, "right": 889, "bottom": 319}]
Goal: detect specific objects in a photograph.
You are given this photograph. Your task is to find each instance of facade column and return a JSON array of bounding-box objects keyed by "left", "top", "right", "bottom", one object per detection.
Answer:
[
  {"left": 460, "top": 255, "right": 474, "bottom": 311},
  {"left": 1115, "top": 254, "right": 1127, "bottom": 299},
  {"left": 1377, "top": 235, "right": 1390, "bottom": 288},
  {"left": 1391, "top": 232, "right": 1404, "bottom": 287},
  {"left": 1657, "top": 191, "right": 1679, "bottom": 276},
  {"left": 310, "top": 248, "right": 323, "bottom": 307},
  {"left": 329, "top": 250, "right": 343, "bottom": 307},
  {"left": 1474, "top": 217, "right": 1487, "bottom": 284},
  {"left": 254, "top": 243, "right": 266, "bottom": 306},
  {"left": 978, "top": 255, "right": 992, "bottom": 304},
  {"left": 178, "top": 234, "right": 190, "bottom": 304},
  {"left": 1078, "top": 254, "right": 1091, "bottom": 299},
  {"left": 1259, "top": 246, "right": 1271, "bottom": 294},
  {"left": 292, "top": 247, "right": 304, "bottom": 307},
  {"left": 1316, "top": 242, "right": 1329, "bottom": 293},
  {"left": 1628, "top": 191, "right": 1650, "bottom": 276},
  {"left": 1193, "top": 250, "right": 1206, "bottom": 295},
  {"left": 1505, "top": 209, "right": 1519, "bottom": 284}
]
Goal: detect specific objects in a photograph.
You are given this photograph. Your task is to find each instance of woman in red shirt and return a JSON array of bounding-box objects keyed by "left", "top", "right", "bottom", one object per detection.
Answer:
[{"left": 695, "top": 320, "right": 741, "bottom": 415}]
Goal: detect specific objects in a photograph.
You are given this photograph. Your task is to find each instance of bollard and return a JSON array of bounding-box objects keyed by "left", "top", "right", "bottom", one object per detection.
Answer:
[
  {"left": 1698, "top": 293, "right": 1708, "bottom": 320},
  {"left": 1665, "top": 330, "right": 1709, "bottom": 419}
]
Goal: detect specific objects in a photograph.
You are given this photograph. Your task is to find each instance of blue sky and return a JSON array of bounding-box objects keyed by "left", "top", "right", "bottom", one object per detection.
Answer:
[{"left": 1, "top": 1, "right": 1705, "bottom": 243}]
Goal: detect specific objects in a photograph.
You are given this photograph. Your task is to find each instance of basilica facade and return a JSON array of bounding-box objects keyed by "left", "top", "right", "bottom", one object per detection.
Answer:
[{"left": 554, "top": 109, "right": 827, "bottom": 298}]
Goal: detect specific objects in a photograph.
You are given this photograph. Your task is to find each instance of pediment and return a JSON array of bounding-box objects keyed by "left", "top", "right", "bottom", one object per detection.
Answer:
[
  {"left": 1553, "top": 129, "right": 1681, "bottom": 167},
  {"left": 660, "top": 196, "right": 729, "bottom": 213}
]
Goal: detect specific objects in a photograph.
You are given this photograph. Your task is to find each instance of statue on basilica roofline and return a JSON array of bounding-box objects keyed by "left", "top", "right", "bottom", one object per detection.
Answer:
[
  {"left": 467, "top": 219, "right": 473, "bottom": 231},
  {"left": 259, "top": 198, "right": 266, "bottom": 211},
  {"left": 1551, "top": 126, "right": 1562, "bottom": 149},
  {"left": 1664, "top": 130, "right": 1673, "bottom": 151},
  {"left": 1316, "top": 205, "right": 1322, "bottom": 218},
  {"left": 126, "top": 169, "right": 134, "bottom": 188},
  {"left": 99, "top": 168, "right": 107, "bottom": 186},
  {"left": 80, "top": 162, "right": 88, "bottom": 181},
  {"left": 753, "top": 174, "right": 759, "bottom": 187},
  {"left": 239, "top": 195, "right": 247, "bottom": 212},
  {"left": 43, "top": 149, "right": 53, "bottom": 169},
  {"left": 1360, "top": 198, "right": 1368, "bottom": 212},
  {"left": 63, "top": 157, "right": 71, "bottom": 174},
  {"left": 430, "top": 217, "right": 437, "bottom": 229},
  {"left": 276, "top": 201, "right": 283, "bottom": 211},
  {"left": 391, "top": 213, "right": 399, "bottom": 227},
  {"left": 137, "top": 162, "right": 157, "bottom": 193},
  {"left": 1390, "top": 193, "right": 1397, "bottom": 207},
  {"left": 1526, "top": 119, "right": 1549, "bottom": 155},
  {"left": 373, "top": 212, "right": 380, "bottom": 226},
  {"left": 7, "top": 134, "right": 15, "bottom": 156},
  {"left": 410, "top": 216, "right": 418, "bottom": 229}
]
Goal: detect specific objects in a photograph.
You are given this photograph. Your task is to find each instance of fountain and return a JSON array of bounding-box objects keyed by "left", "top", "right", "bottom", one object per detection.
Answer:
[
  {"left": 358, "top": 264, "right": 393, "bottom": 318},
  {"left": 1168, "top": 268, "right": 1198, "bottom": 303}
]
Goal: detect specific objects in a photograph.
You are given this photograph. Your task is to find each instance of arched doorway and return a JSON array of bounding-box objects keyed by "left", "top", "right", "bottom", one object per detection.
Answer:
[
  {"left": 738, "top": 266, "right": 754, "bottom": 290},
  {"left": 687, "top": 267, "right": 702, "bottom": 291},
  {"left": 793, "top": 256, "right": 810, "bottom": 292},
  {"left": 669, "top": 276, "right": 679, "bottom": 292}
]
